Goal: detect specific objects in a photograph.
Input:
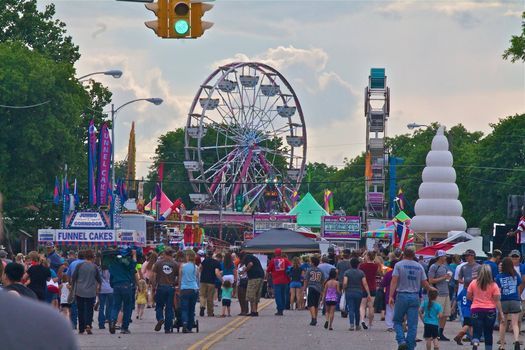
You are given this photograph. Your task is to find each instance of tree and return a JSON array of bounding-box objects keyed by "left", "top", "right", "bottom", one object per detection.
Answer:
[
  {"left": 503, "top": 11, "right": 525, "bottom": 63},
  {"left": 0, "top": 0, "right": 112, "bottom": 242}
]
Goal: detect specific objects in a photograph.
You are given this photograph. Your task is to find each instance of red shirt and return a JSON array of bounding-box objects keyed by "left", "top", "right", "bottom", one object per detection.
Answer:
[
  {"left": 359, "top": 262, "right": 379, "bottom": 291},
  {"left": 267, "top": 257, "right": 291, "bottom": 285}
]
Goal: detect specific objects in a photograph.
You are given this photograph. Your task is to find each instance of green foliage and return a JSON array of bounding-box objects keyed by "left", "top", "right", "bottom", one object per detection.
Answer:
[{"left": 503, "top": 11, "right": 525, "bottom": 63}]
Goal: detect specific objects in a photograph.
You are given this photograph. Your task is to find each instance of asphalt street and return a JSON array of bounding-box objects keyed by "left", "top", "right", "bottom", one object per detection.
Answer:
[{"left": 77, "top": 298, "right": 513, "bottom": 350}]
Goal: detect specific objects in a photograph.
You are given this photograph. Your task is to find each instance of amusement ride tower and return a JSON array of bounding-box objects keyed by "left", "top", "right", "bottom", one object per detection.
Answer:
[{"left": 364, "top": 68, "right": 390, "bottom": 224}]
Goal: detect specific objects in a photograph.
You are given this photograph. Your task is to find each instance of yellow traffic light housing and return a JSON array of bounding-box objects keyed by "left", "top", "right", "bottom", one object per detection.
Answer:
[
  {"left": 144, "top": 0, "right": 169, "bottom": 38},
  {"left": 190, "top": 1, "right": 214, "bottom": 38},
  {"left": 169, "top": 0, "right": 191, "bottom": 38}
]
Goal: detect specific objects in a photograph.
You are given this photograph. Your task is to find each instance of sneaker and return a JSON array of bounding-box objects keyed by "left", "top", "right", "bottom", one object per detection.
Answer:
[
  {"left": 309, "top": 319, "right": 316, "bottom": 326},
  {"left": 324, "top": 321, "right": 328, "bottom": 329},
  {"left": 515, "top": 341, "right": 521, "bottom": 350},
  {"left": 275, "top": 311, "right": 283, "bottom": 316},
  {"left": 199, "top": 307, "right": 205, "bottom": 317},
  {"left": 349, "top": 325, "right": 355, "bottom": 331},
  {"left": 182, "top": 327, "right": 193, "bottom": 334},
  {"left": 387, "top": 328, "right": 394, "bottom": 332},
  {"left": 164, "top": 328, "right": 173, "bottom": 334},
  {"left": 109, "top": 322, "right": 116, "bottom": 334},
  {"left": 329, "top": 327, "right": 333, "bottom": 331},
  {"left": 361, "top": 321, "right": 368, "bottom": 330},
  {"left": 154, "top": 320, "right": 164, "bottom": 332},
  {"left": 472, "top": 341, "right": 479, "bottom": 350},
  {"left": 397, "top": 344, "right": 408, "bottom": 350},
  {"left": 439, "top": 335, "right": 450, "bottom": 341},
  {"left": 355, "top": 325, "right": 361, "bottom": 331},
  {"left": 120, "top": 329, "right": 131, "bottom": 334},
  {"left": 85, "top": 326, "right": 92, "bottom": 335},
  {"left": 249, "top": 312, "right": 259, "bottom": 317}
]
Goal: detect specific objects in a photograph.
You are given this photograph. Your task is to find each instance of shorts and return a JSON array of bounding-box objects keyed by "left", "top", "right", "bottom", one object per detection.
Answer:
[
  {"left": 362, "top": 289, "right": 376, "bottom": 298},
  {"left": 325, "top": 300, "right": 337, "bottom": 306},
  {"left": 223, "top": 275, "right": 235, "bottom": 284},
  {"left": 222, "top": 299, "right": 231, "bottom": 307},
  {"left": 502, "top": 300, "right": 522, "bottom": 314},
  {"left": 290, "top": 281, "right": 302, "bottom": 289},
  {"left": 423, "top": 323, "right": 439, "bottom": 339},
  {"left": 307, "top": 288, "right": 321, "bottom": 308},
  {"left": 246, "top": 278, "right": 263, "bottom": 303},
  {"left": 60, "top": 303, "right": 71, "bottom": 308},
  {"left": 436, "top": 295, "right": 451, "bottom": 317},
  {"left": 462, "top": 317, "right": 471, "bottom": 327}
]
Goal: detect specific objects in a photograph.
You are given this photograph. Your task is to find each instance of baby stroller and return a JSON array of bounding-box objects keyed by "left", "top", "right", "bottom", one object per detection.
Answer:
[{"left": 173, "top": 293, "right": 199, "bottom": 333}]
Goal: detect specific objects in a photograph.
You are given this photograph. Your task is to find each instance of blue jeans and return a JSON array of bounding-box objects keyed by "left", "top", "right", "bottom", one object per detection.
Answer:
[
  {"left": 155, "top": 285, "right": 175, "bottom": 331},
  {"left": 393, "top": 292, "right": 420, "bottom": 350},
  {"left": 274, "top": 283, "right": 287, "bottom": 312},
  {"left": 472, "top": 310, "right": 496, "bottom": 348},
  {"left": 111, "top": 283, "right": 133, "bottom": 331},
  {"left": 98, "top": 293, "right": 114, "bottom": 328},
  {"left": 180, "top": 289, "right": 198, "bottom": 331},
  {"left": 284, "top": 283, "right": 290, "bottom": 309},
  {"left": 345, "top": 291, "right": 362, "bottom": 326},
  {"left": 70, "top": 301, "right": 78, "bottom": 329}
]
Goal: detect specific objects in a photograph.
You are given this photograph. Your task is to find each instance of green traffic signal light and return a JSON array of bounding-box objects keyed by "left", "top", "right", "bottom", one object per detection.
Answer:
[{"left": 174, "top": 19, "right": 189, "bottom": 35}]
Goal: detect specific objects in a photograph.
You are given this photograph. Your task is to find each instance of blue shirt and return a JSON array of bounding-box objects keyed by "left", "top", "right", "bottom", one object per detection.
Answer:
[
  {"left": 496, "top": 273, "right": 522, "bottom": 301},
  {"left": 180, "top": 263, "right": 199, "bottom": 290},
  {"left": 420, "top": 299, "right": 442, "bottom": 326},
  {"left": 67, "top": 259, "right": 85, "bottom": 277},
  {"left": 483, "top": 260, "right": 498, "bottom": 280},
  {"left": 457, "top": 288, "right": 472, "bottom": 318},
  {"left": 220, "top": 262, "right": 234, "bottom": 276}
]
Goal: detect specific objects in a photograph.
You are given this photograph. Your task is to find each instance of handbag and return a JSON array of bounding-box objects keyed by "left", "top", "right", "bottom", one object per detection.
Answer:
[{"left": 339, "top": 293, "right": 346, "bottom": 311}]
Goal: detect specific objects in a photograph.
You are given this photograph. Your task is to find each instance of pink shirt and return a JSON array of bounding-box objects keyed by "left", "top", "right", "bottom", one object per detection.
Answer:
[{"left": 467, "top": 280, "right": 500, "bottom": 310}]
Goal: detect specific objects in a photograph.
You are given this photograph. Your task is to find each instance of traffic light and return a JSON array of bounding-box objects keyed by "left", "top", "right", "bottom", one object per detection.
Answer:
[
  {"left": 144, "top": 0, "right": 168, "bottom": 38},
  {"left": 169, "top": 0, "right": 191, "bottom": 37},
  {"left": 190, "top": 0, "right": 214, "bottom": 38}
]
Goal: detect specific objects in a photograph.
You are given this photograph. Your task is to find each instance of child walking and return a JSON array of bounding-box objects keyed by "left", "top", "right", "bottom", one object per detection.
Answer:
[
  {"left": 59, "top": 274, "right": 71, "bottom": 319},
  {"left": 321, "top": 269, "right": 340, "bottom": 330},
  {"left": 136, "top": 279, "right": 147, "bottom": 320},
  {"left": 453, "top": 287, "right": 473, "bottom": 345},
  {"left": 419, "top": 289, "right": 443, "bottom": 350},
  {"left": 221, "top": 280, "right": 233, "bottom": 317}
]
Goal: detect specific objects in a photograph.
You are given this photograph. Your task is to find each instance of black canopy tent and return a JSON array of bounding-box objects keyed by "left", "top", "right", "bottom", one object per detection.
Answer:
[{"left": 241, "top": 228, "right": 320, "bottom": 253}]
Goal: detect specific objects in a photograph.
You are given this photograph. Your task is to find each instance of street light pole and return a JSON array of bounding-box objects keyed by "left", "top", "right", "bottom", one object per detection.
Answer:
[{"left": 110, "top": 98, "right": 163, "bottom": 198}]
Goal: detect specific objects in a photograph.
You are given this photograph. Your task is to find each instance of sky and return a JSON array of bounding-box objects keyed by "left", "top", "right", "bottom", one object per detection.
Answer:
[{"left": 39, "top": 0, "right": 525, "bottom": 178}]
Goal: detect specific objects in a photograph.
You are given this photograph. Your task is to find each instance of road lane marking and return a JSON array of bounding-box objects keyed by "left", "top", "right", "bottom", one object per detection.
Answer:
[{"left": 187, "top": 299, "right": 274, "bottom": 350}]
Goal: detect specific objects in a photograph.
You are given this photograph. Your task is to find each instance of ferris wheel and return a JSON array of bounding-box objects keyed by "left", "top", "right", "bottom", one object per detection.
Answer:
[{"left": 184, "top": 62, "right": 307, "bottom": 212}]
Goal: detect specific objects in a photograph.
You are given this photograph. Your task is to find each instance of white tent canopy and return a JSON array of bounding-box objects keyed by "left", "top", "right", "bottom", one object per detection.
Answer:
[
  {"left": 446, "top": 236, "right": 487, "bottom": 258},
  {"left": 440, "top": 231, "right": 473, "bottom": 244}
]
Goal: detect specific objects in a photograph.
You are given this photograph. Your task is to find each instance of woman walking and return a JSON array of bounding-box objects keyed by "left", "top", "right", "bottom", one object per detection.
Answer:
[
  {"left": 359, "top": 251, "right": 380, "bottom": 329},
  {"left": 178, "top": 249, "right": 199, "bottom": 333},
  {"left": 495, "top": 257, "right": 524, "bottom": 350},
  {"left": 289, "top": 257, "right": 304, "bottom": 310},
  {"left": 72, "top": 250, "right": 101, "bottom": 335},
  {"left": 221, "top": 252, "right": 237, "bottom": 285},
  {"left": 343, "top": 257, "right": 371, "bottom": 331},
  {"left": 467, "top": 264, "right": 503, "bottom": 350},
  {"left": 141, "top": 252, "right": 158, "bottom": 308}
]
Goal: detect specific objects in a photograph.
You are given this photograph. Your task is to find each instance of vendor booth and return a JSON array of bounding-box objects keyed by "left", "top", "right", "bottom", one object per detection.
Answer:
[{"left": 241, "top": 228, "right": 320, "bottom": 253}]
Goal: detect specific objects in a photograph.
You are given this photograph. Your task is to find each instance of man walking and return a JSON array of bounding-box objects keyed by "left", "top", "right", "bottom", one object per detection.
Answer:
[
  {"left": 336, "top": 249, "right": 352, "bottom": 317},
  {"left": 244, "top": 252, "right": 265, "bottom": 316},
  {"left": 108, "top": 249, "right": 137, "bottom": 334},
  {"left": 152, "top": 248, "right": 178, "bottom": 333},
  {"left": 389, "top": 248, "right": 434, "bottom": 350},
  {"left": 199, "top": 250, "right": 222, "bottom": 317},
  {"left": 458, "top": 249, "right": 480, "bottom": 289},
  {"left": 428, "top": 250, "right": 452, "bottom": 341},
  {"left": 267, "top": 248, "right": 291, "bottom": 316}
]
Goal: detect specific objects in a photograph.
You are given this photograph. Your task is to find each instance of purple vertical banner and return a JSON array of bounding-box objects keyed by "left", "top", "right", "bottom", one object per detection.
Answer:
[
  {"left": 88, "top": 119, "right": 97, "bottom": 205},
  {"left": 97, "top": 123, "right": 112, "bottom": 205}
]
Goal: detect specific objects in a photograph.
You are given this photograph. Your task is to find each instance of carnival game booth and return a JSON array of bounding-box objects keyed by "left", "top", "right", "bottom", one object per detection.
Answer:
[
  {"left": 363, "top": 211, "right": 414, "bottom": 250},
  {"left": 241, "top": 228, "right": 320, "bottom": 253}
]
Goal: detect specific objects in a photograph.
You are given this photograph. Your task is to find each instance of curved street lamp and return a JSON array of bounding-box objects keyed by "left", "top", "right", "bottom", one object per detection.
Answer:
[
  {"left": 407, "top": 122, "right": 429, "bottom": 130},
  {"left": 111, "top": 98, "right": 163, "bottom": 193},
  {"left": 78, "top": 70, "right": 123, "bottom": 81}
]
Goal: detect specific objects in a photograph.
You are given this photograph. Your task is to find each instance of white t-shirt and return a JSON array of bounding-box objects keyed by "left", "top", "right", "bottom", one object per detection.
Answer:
[
  {"left": 60, "top": 282, "right": 70, "bottom": 304},
  {"left": 454, "top": 262, "right": 468, "bottom": 294}
]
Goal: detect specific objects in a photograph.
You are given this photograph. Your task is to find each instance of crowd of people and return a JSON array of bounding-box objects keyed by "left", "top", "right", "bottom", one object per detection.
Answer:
[{"left": 3, "top": 243, "right": 525, "bottom": 350}]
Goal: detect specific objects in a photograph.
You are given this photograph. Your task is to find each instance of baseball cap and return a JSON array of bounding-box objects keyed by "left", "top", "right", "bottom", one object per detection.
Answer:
[
  {"left": 436, "top": 250, "right": 447, "bottom": 258},
  {"left": 197, "top": 250, "right": 205, "bottom": 256},
  {"left": 275, "top": 248, "right": 282, "bottom": 255},
  {"left": 0, "top": 250, "right": 7, "bottom": 259},
  {"left": 45, "top": 242, "right": 54, "bottom": 248},
  {"left": 464, "top": 249, "right": 476, "bottom": 256},
  {"left": 510, "top": 249, "right": 521, "bottom": 257}
]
